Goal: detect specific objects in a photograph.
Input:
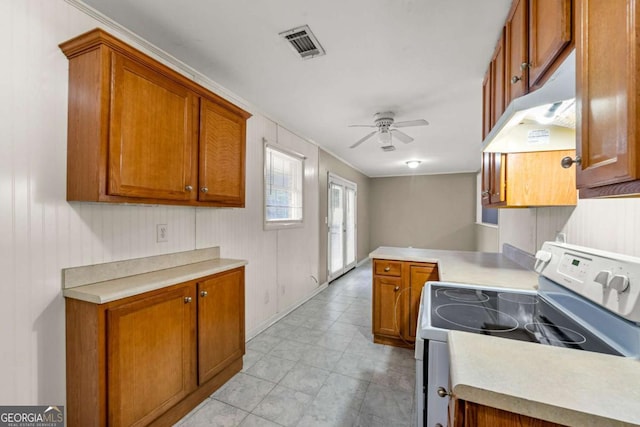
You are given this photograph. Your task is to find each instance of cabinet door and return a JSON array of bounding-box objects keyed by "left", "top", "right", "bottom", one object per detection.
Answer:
[
  {"left": 506, "top": 0, "right": 529, "bottom": 104},
  {"left": 529, "top": 0, "right": 572, "bottom": 89},
  {"left": 576, "top": 0, "right": 640, "bottom": 192},
  {"left": 199, "top": 97, "right": 247, "bottom": 206},
  {"left": 373, "top": 276, "right": 403, "bottom": 338},
  {"left": 198, "top": 268, "right": 245, "bottom": 384},
  {"left": 109, "top": 52, "right": 198, "bottom": 201},
  {"left": 491, "top": 31, "right": 507, "bottom": 125},
  {"left": 456, "top": 400, "right": 565, "bottom": 426},
  {"left": 407, "top": 264, "right": 438, "bottom": 339},
  {"left": 482, "top": 66, "right": 492, "bottom": 139},
  {"left": 107, "top": 285, "right": 196, "bottom": 427},
  {"left": 481, "top": 152, "right": 493, "bottom": 206}
]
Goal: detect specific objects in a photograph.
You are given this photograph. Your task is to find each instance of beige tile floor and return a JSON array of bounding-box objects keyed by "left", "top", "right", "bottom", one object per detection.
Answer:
[{"left": 175, "top": 261, "right": 416, "bottom": 427}]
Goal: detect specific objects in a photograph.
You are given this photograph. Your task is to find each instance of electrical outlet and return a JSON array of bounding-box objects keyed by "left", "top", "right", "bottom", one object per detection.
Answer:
[{"left": 156, "top": 224, "right": 168, "bottom": 242}]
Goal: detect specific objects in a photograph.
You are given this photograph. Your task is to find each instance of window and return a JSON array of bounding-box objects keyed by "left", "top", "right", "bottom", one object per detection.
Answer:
[{"left": 264, "top": 145, "right": 304, "bottom": 228}]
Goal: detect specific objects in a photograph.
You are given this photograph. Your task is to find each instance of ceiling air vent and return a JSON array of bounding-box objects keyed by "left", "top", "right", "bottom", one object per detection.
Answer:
[
  {"left": 279, "top": 25, "right": 326, "bottom": 60},
  {"left": 381, "top": 145, "right": 396, "bottom": 152}
]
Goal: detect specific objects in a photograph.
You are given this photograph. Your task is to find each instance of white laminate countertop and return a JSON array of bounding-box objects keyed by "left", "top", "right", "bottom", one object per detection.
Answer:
[
  {"left": 369, "top": 246, "right": 538, "bottom": 290},
  {"left": 63, "top": 258, "right": 247, "bottom": 304},
  {"left": 448, "top": 331, "right": 640, "bottom": 427}
]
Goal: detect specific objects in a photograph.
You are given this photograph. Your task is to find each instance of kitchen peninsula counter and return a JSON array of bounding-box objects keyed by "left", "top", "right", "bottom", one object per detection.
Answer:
[
  {"left": 369, "top": 246, "right": 538, "bottom": 290},
  {"left": 449, "top": 331, "right": 640, "bottom": 427}
]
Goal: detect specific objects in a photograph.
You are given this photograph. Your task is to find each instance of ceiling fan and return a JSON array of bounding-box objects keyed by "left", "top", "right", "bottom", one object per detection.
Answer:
[{"left": 348, "top": 111, "right": 429, "bottom": 149}]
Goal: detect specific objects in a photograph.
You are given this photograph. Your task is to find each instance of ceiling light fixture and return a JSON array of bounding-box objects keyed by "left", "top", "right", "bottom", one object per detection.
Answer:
[{"left": 406, "top": 160, "right": 421, "bottom": 169}]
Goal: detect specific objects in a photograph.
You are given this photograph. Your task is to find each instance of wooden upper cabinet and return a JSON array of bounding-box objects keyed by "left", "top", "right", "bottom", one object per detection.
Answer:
[
  {"left": 576, "top": 0, "right": 640, "bottom": 197},
  {"left": 491, "top": 30, "right": 507, "bottom": 126},
  {"left": 482, "top": 150, "right": 576, "bottom": 207},
  {"left": 528, "top": 0, "right": 573, "bottom": 90},
  {"left": 107, "top": 284, "right": 197, "bottom": 427},
  {"left": 482, "top": 66, "right": 492, "bottom": 140},
  {"left": 197, "top": 268, "right": 245, "bottom": 384},
  {"left": 199, "top": 98, "right": 246, "bottom": 206},
  {"left": 109, "top": 53, "right": 198, "bottom": 201},
  {"left": 506, "top": 0, "right": 529, "bottom": 104},
  {"left": 59, "top": 28, "right": 251, "bottom": 207}
]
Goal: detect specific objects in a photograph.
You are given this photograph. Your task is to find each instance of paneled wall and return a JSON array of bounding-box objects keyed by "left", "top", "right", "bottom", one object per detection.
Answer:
[
  {"left": 1, "top": 0, "right": 319, "bottom": 406},
  {"left": 499, "top": 199, "right": 640, "bottom": 257}
]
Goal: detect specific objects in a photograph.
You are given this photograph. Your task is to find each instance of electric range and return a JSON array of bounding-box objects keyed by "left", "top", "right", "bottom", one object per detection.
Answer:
[{"left": 415, "top": 241, "right": 640, "bottom": 427}]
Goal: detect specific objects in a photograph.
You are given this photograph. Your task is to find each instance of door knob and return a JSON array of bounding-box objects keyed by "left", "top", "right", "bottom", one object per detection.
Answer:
[
  {"left": 437, "top": 386, "right": 451, "bottom": 398},
  {"left": 561, "top": 156, "right": 582, "bottom": 168}
]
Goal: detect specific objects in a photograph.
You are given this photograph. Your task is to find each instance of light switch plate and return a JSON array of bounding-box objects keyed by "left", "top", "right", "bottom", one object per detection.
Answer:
[{"left": 156, "top": 224, "right": 168, "bottom": 242}]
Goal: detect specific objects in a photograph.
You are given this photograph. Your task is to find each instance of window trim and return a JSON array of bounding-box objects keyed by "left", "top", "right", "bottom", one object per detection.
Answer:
[{"left": 263, "top": 143, "right": 306, "bottom": 230}]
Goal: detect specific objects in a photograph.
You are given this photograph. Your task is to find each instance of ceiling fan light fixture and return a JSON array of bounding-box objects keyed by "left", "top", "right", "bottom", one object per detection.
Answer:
[{"left": 406, "top": 160, "right": 421, "bottom": 169}]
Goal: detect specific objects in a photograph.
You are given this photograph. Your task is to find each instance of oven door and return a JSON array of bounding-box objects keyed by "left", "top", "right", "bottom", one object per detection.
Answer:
[{"left": 425, "top": 340, "right": 449, "bottom": 427}]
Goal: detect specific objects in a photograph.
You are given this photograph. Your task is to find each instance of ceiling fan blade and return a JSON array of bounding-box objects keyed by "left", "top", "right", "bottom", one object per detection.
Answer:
[
  {"left": 391, "top": 129, "right": 414, "bottom": 144},
  {"left": 348, "top": 124, "right": 377, "bottom": 128},
  {"left": 349, "top": 131, "right": 377, "bottom": 148},
  {"left": 392, "top": 119, "right": 429, "bottom": 128}
]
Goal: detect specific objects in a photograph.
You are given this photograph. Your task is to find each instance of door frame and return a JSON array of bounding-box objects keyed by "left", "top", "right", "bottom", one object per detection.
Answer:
[{"left": 327, "top": 173, "right": 357, "bottom": 282}]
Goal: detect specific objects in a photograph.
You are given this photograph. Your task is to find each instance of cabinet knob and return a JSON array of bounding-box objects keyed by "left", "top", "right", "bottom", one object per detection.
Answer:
[
  {"left": 437, "top": 386, "right": 451, "bottom": 398},
  {"left": 520, "top": 62, "right": 531, "bottom": 70},
  {"left": 200, "top": 187, "right": 209, "bottom": 193},
  {"left": 184, "top": 296, "right": 192, "bottom": 303},
  {"left": 481, "top": 190, "right": 489, "bottom": 197},
  {"left": 185, "top": 185, "right": 193, "bottom": 191},
  {"left": 200, "top": 290, "right": 208, "bottom": 297},
  {"left": 561, "top": 156, "right": 582, "bottom": 169},
  {"left": 384, "top": 266, "right": 391, "bottom": 272},
  {"left": 394, "top": 286, "right": 400, "bottom": 292},
  {"left": 511, "top": 75, "right": 521, "bottom": 84}
]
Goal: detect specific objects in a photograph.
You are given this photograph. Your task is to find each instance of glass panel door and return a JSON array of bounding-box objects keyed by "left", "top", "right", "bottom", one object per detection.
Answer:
[
  {"left": 328, "top": 182, "right": 344, "bottom": 278},
  {"left": 328, "top": 174, "right": 357, "bottom": 282}
]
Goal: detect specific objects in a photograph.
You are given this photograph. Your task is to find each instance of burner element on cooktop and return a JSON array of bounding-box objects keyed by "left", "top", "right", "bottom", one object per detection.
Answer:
[
  {"left": 435, "top": 303, "right": 519, "bottom": 332},
  {"left": 440, "top": 288, "right": 490, "bottom": 303},
  {"left": 525, "top": 322, "right": 587, "bottom": 345},
  {"left": 498, "top": 292, "right": 539, "bottom": 305}
]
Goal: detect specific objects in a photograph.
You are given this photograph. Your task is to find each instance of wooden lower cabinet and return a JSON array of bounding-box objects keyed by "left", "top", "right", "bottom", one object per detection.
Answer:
[
  {"left": 66, "top": 267, "right": 245, "bottom": 427},
  {"left": 451, "top": 399, "right": 566, "bottom": 427},
  {"left": 372, "top": 259, "right": 439, "bottom": 348},
  {"left": 197, "top": 268, "right": 245, "bottom": 384}
]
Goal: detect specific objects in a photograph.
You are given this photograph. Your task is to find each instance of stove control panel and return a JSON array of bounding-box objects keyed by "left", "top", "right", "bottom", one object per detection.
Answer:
[{"left": 537, "top": 241, "right": 640, "bottom": 323}]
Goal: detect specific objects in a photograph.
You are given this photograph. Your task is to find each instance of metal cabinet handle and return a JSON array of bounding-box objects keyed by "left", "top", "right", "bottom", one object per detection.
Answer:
[
  {"left": 394, "top": 286, "right": 400, "bottom": 292},
  {"left": 184, "top": 296, "right": 192, "bottom": 303},
  {"left": 511, "top": 75, "right": 521, "bottom": 84},
  {"left": 437, "top": 386, "right": 451, "bottom": 398},
  {"left": 200, "top": 187, "right": 209, "bottom": 193},
  {"left": 200, "top": 290, "right": 208, "bottom": 297},
  {"left": 561, "top": 156, "right": 582, "bottom": 169},
  {"left": 384, "top": 266, "right": 391, "bottom": 272},
  {"left": 185, "top": 185, "right": 193, "bottom": 191},
  {"left": 521, "top": 62, "right": 531, "bottom": 70},
  {"left": 481, "top": 190, "right": 489, "bottom": 197}
]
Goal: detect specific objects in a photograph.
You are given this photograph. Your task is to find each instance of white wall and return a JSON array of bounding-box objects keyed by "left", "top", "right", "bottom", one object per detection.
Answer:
[
  {"left": 499, "top": 199, "right": 640, "bottom": 257},
  {"left": 1, "top": 0, "right": 319, "bottom": 406}
]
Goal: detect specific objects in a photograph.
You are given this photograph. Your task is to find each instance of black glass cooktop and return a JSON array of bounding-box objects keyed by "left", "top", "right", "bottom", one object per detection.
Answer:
[{"left": 430, "top": 285, "right": 621, "bottom": 356}]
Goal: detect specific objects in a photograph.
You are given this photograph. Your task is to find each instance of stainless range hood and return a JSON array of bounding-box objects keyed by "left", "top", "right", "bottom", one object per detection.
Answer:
[{"left": 482, "top": 50, "right": 576, "bottom": 153}]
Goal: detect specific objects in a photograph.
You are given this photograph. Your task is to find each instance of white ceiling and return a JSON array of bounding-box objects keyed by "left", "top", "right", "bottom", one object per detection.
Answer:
[{"left": 82, "top": 0, "right": 512, "bottom": 177}]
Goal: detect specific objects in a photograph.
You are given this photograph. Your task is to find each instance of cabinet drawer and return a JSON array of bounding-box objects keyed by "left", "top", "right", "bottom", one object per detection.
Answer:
[{"left": 374, "top": 260, "right": 402, "bottom": 277}]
